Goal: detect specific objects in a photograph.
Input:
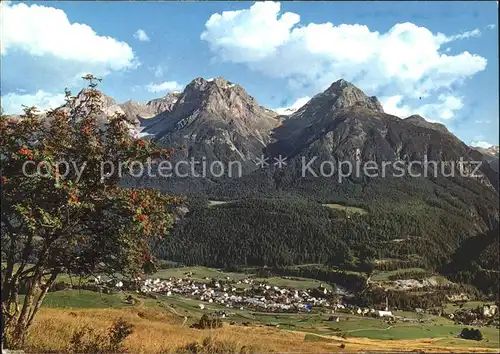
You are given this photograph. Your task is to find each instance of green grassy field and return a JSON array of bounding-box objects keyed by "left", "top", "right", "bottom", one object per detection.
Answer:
[
  {"left": 151, "top": 266, "right": 249, "bottom": 282},
  {"left": 207, "top": 200, "right": 368, "bottom": 216},
  {"left": 322, "top": 203, "right": 368, "bottom": 214},
  {"left": 207, "top": 200, "right": 232, "bottom": 207},
  {"left": 9, "top": 264, "right": 500, "bottom": 350},
  {"left": 35, "top": 290, "right": 130, "bottom": 309},
  {"left": 31, "top": 286, "right": 500, "bottom": 350},
  {"left": 371, "top": 268, "right": 427, "bottom": 281}
]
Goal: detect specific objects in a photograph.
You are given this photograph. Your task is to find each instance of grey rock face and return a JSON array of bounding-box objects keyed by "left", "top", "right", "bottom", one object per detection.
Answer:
[
  {"left": 140, "top": 77, "right": 280, "bottom": 171},
  {"left": 265, "top": 80, "right": 496, "bottom": 190},
  {"left": 146, "top": 91, "right": 182, "bottom": 115},
  {"left": 404, "top": 114, "right": 451, "bottom": 135}
]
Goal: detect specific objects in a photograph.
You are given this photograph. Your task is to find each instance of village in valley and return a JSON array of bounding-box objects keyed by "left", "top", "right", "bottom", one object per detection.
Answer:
[{"left": 81, "top": 267, "right": 499, "bottom": 332}]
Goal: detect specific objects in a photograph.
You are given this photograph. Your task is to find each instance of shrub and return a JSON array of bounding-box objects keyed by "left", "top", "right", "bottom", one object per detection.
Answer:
[
  {"left": 175, "top": 336, "right": 256, "bottom": 354},
  {"left": 190, "top": 314, "right": 223, "bottom": 329},
  {"left": 458, "top": 328, "right": 483, "bottom": 341},
  {"left": 69, "top": 318, "right": 134, "bottom": 353},
  {"left": 108, "top": 318, "right": 134, "bottom": 352}
]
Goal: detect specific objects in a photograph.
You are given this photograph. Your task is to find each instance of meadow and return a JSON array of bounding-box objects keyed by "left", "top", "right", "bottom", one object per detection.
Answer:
[
  {"left": 22, "top": 265, "right": 499, "bottom": 354},
  {"left": 27, "top": 300, "right": 499, "bottom": 353}
]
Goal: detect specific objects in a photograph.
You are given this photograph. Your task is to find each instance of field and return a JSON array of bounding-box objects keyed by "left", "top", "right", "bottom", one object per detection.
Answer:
[
  {"left": 207, "top": 200, "right": 369, "bottom": 216},
  {"left": 321, "top": 203, "right": 368, "bottom": 214},
  {"left": 23, "top": 265, "right": 499, "bottom": 354},
  {"left": 152, "top": 266, "right": 335, "bottom": 290},
  {"left": 207, "top": 200, "right": 232, "bottom": 207},
  {"left": 27, "top": 300, "right": 499, "bottom": 353},
  {"left": 371, "top": 268, "right": 428, "bottom": 281}
]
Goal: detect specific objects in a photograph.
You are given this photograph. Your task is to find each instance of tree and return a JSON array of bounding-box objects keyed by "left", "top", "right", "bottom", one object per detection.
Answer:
[
  {"left": 459, "top": 328, "right": 483, "bottom": 341},
  {"left": 0, "top": 75, "right": 183, "bottom": 349}
]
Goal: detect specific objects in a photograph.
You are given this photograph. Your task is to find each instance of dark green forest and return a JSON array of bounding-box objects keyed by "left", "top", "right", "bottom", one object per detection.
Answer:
[
  {"left": 157, "top": 196, "right": 497, "bottom": 269},
  {"left": 153, "top": 171, "right": 499, "bottom": 297},
  {"left": 441, "top": 225, "right": 499, "bottom": 298}
]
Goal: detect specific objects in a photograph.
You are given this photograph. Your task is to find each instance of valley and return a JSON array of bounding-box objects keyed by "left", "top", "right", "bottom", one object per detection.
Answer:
[
  {"left": 2, "top": 74, "right": 499, "bottom": 353},
  {"left": 2, "top": 1, "right": 500, "bottom": 352},
  {"left": 20, "top": 266, "right": 499, "bottom": 353}
]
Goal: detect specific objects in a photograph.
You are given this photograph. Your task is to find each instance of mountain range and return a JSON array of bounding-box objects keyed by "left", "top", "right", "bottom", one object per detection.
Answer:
[
  {"left": 98, "top": 77, "right": 496, "bottom": 195},
  {"left": 82, "top": 77, "right": 498, "bottom": 178},
  {"left": 6, "top": 77, "right": 499, "bottom": 295}
]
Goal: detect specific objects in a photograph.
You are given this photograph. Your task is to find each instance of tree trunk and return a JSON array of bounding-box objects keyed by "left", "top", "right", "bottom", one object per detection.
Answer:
[{"left": 2, "top": 271, "right": 58, "bottom": 350}]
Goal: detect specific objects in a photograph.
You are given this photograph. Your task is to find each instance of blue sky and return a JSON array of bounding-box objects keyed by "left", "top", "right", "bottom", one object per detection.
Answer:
[{"left": 1, "top": 1, "right": 498, "bottom": 147}]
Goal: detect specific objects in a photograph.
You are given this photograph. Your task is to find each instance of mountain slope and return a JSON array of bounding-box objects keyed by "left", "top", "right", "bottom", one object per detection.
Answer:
[
  {"left": 142, "top": 77, "right": 280, "bottom": 166},
  {"left": 472, "top": 145, "right": 499, "bottom": 158},
  {"left": 151, "top": 79, "right": 498, "bottom": 291},
  {"left": 265, "top": 80, "right": 496, "bottom": 193},
  {"left": 404, "top": 114, "right": 452, "bottom": 135}
]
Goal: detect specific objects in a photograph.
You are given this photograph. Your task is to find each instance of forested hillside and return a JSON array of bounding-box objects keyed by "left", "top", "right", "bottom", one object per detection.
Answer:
[
  {"left": 157, "top": 190, "right": 498, "bottom": 275},
  {"left": 442, "top": 226, "right": 500, "bottom": 298}
]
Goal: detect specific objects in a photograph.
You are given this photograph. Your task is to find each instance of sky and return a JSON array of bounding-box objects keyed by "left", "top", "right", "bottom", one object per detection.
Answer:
[{"left": 1, "top": 1, "right": 498, "bottom": 147}]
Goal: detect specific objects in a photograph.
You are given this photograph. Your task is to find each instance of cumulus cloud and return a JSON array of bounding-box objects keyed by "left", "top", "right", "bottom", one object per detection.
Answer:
[
  {"left": 145, "top": 81, "right": 183, "bottom": 93},
  {"left": 274, "top": 96, "right": 310, "bottom": 115},
  {"left": 1, "top": 2, "right": 137, "bottom": 70},
  {"left": 417, "top": 95, "right": 464, "bottom": 120},
  {"left": 1, "top": 2, "right": 139, "bottom": 113},
  {"left": 134, "top": 29, "right": 150, "bottom": 42},
  {"left": 380, "top": 96, "right": 411, "bottom": 118},
  {"left": 444, "top": 28, "right": 481, "bottom": 42},
  {"left": 382, "top": 94, "right": 463, "bottom": 120},
  {"left": 1, "top": 90, "right": 66, "bottom": 114},
  {"left": 201, "top": 2, "right": 487, "bottom": 121},
  {"left": 201, "top": 2, "right": 300, "bottom": 62},
  {"left": 470, "top": 140, "right": 493, "bottom": 149}
]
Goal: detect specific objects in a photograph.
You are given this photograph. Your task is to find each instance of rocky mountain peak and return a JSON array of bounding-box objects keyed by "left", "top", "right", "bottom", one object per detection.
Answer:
[
  {"left": 321, "top": 79, "right": 384, "bottom": 113},
  {"left": 146, "top": 91, "right": 182, "bottom": 114},
  {"left": 71, "top": 88, "right": 117, "bottom": 109},
  {"left": 405, "top": 114, "right": 426, "bottom": 121},
  {"left": 183, "top": 77, "right": 238, "bottom": 96},
  {"left": 172, "top": 76, "right": 263, "bottom": 122}
]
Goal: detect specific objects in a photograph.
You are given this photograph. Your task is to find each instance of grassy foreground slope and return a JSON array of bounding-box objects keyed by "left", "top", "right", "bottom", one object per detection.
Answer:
[
  {"left": 28, "top": 304, "right": 498, "bottom": 353},
  {"left": 24, "top": 284, "right": 500, "bottom": 353}
]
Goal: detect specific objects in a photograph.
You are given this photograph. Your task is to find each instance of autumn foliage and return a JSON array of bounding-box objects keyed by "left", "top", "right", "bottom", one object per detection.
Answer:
[{"left": 0, "top": 75, "right": 183, "bottom": 348}]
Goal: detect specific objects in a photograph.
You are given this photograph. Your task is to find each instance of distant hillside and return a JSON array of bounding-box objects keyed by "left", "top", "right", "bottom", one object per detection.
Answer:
[
  {"left": 442, "top": 225, "right": 499, "bottom": 298},
  {"left": 472, "top": 145, "right": 499, "bottom": 158}
]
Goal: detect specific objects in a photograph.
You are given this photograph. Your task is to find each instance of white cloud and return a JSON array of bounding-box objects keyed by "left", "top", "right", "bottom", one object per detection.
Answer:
[
  {"left": 475, "top": 120, "right": 491, "bottom": 124},
  {"left": 1, "top": 90, "right": 66, "bottom": 114},
  {"left": 1, "top": 2, "right": 137, "bottom": 70},
  {"left": 444, "top": 28, "right": 481, "bottom": 42},
  {"left": 417, "top": 95, "right": 464, "bottom": 120},
  {"left": 201, "top": 2, "right": 486, "bottom": 120},
  {"left": 274, "top": 96, "right": 310, "bottom": 115},
  {"left": 381, "top": 94, "right": 463, "bottom": 120},
  {"left": 201, "top": 2, "right": 300, "bottom": 62},
  {"left": 486, "top": 24, "right": 496, "bottom": 30},
  {"left": 145, "top": 81, "right": 183, "bottom": 93},
  {"left": 470, "top": 140, "right": 493, "bottom": 149},
  {"left": 380, "top": 96, "right": 411, "bottom": 117},
  {"left": 134, "top": 29, "right": 150, "bottom": 42}
]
